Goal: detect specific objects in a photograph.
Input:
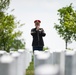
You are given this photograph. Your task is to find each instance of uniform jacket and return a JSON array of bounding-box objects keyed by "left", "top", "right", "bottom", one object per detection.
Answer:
[{"left": 31, "top": 28, "right": 46, "bottom": 47}]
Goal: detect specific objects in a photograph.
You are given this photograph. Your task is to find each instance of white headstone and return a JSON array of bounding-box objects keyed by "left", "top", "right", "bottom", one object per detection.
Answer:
[
  {"left": 35, "top": 64, "right": 59, "bottom": 75},
  {"left": 65, "top": 50, "right": 75, "bottom": 75},
  {"left": 0, "top": 54, "right": 16, "bottom": 75}
]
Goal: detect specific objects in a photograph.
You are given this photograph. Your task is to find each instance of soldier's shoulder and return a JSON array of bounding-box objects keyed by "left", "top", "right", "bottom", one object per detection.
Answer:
[{"left": 31, "top": 28, "right": 36, "bottom": 31}]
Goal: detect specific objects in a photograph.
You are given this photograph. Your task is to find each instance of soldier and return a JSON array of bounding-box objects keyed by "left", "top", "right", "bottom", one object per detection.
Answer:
[{"left": 31, "top": 20, "right": 46, "bottom": 52}]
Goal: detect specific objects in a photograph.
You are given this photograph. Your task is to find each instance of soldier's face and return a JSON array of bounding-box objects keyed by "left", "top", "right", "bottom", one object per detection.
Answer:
[{"left": 35, "top": 22, "right": 40, "bottom": 27}]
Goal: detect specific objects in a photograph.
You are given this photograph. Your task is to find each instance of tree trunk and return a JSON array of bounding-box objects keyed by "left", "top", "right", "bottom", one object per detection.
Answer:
[{"left": 65, "top": 40, "right": 68, "bottom": 49}]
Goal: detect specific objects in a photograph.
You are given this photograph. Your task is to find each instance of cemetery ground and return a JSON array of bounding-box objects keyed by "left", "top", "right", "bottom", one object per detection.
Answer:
[{"left": 26, "top": 56, "right": 34, "bottom": 75}]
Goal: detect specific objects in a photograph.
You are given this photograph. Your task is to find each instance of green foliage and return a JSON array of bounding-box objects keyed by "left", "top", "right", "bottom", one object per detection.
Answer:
[
  {"left": 0, "top": 0, "right": 10, "bottom": 11},
  {"left": 43, "top": 47, "right": 49, "bottom": 51},
  {"left": 54, "top": 3, "right": 76, "bottom": 49},
  {"left": 10, "top": 39, "right": 25, "bottom": 51},
  {"left": 0, "top": 0, "right": 25, "bottom": 52},
  {"left": 0, "top": 12, "right": 25, "bottom": 52}
]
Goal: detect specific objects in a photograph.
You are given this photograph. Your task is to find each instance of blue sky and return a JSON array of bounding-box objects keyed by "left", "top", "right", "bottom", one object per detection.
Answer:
[{"left": 8, "top": 0, "right": 76, "bottom": 51}]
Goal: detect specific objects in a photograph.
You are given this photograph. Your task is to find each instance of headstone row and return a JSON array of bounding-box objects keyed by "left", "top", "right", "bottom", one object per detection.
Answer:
[
  {"left": 0, "top": 49, "right": 32, "bottom": 75},
  {"left": 34, "top": 50, "right": 76, "bottom": 75}
]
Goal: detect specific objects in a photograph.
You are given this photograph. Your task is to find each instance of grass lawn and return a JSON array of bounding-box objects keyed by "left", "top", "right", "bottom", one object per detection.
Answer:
[{"left": 26, "top": 56, "right": 34, "bottom": 75}]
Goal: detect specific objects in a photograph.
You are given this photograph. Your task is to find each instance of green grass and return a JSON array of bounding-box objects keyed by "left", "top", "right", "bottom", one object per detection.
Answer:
[{"left": 26, "top": 56, "right": 34, "bottom": 75}]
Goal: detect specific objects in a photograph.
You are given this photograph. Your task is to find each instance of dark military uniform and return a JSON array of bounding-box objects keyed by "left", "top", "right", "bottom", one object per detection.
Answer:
[{"left": 31, "top": 28, "right": 46, "bottom": 52}]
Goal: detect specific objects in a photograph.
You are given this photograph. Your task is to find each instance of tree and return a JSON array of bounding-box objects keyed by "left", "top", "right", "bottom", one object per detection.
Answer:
[
  {"left": 0, "top": 0, "right": 25, "bottom": 52},
  {"left": 0, "top": 13, "right": 25, "bottom": 52},
  {"left": 54, "top": 3, "right": 76, "bottom": 49}
]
